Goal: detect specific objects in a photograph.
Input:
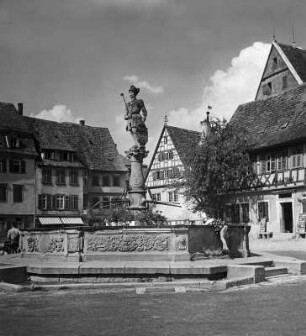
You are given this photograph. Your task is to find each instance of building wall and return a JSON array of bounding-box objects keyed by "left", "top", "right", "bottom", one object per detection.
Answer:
[
  {"left": 36, "top": 166, "right": 84, "bottom": 216},
  {"left": 0, "top": 157, "right": 36, "bottom": 235},
  {"left": 86, "top": 170, "right": 126, "bottom": 211},
  {"left": 0, "top": 157, "right": 35, "bottom": 215},
  {"left": 146, "top": 128, "right": 196, "bottom": 220}
]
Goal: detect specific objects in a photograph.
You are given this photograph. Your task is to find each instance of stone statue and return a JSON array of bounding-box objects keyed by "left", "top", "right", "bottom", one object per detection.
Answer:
[{"left": 121, "top": 85, "right": 148, "bottom": 150}]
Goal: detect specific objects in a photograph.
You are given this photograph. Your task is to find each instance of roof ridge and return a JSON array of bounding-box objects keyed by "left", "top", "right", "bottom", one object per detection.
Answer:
[{"left": 166, "top": 125, "right": 200, "bottom": 134}]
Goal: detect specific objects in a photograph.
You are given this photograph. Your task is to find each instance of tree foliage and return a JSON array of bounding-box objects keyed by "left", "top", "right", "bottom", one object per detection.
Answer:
[{"left": 181, "top": 119, "right": 255, "bottom": 218}]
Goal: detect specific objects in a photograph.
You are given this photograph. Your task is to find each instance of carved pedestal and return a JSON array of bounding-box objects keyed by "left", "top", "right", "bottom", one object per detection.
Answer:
[{"left": 126, "top": 146, "right": 148, "bottom": 210}]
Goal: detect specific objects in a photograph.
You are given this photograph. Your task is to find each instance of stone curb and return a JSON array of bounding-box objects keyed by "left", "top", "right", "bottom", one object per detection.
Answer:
[{"left": 0, "top": 275, "right": 257, "bottom": 293}]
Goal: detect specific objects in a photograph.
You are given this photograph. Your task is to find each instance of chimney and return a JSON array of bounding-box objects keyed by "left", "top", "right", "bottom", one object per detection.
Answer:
[
  {"left": 17, "top": 103, "right": 23, "bottom": 116},
  {"left": 79, "top": 120, "right": 85, "bottom": 126},
  {"left": 199, "top": 108, "right": 211, "bottom": 145}
]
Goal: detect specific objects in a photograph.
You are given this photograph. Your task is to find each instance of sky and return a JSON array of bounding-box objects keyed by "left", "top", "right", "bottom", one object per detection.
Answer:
[{"left": 1, "top": 0, "right": 306, "bottom": 163}]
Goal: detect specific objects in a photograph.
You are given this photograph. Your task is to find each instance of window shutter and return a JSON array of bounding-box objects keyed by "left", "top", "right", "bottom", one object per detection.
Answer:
[
  {"left": 38, "top": 195, "right": 43, "bottom": 210},
  {"left": 158, "top": 153, "right": 162, "bottom": 161},
  {"left": 153, "top": 172, "right": 157, "bottom": 181},
  {"left": 21, "top": 161, "right": 26, "bottom": 174},
  {"left": 9, "top": 159, "right": 13, "bottom": 172},
  {"left": 2, "top": 160, "right": 7, "bottom": 173},
  {"left": 65, "top": 196, "right": 70, "bottom": 209},
  {"left": 52, "top": 195, "right": 57, "bottom": 210},
  {"left": 47, "top": 195, "right": 52, "bottom": 210}
]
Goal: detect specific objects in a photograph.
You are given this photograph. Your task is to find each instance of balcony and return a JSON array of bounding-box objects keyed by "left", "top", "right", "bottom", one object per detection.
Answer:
[{"left": 251, "top": 168, "right": 306, "bottom": 190}]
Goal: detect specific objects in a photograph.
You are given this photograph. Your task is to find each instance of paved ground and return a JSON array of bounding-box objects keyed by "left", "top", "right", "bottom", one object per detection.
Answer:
[
  {"left": 1, "top": 237, "right": 306, "bottom": 336},
  {"left": 1, "top": 277, "right": 306, "bottom": 336}
]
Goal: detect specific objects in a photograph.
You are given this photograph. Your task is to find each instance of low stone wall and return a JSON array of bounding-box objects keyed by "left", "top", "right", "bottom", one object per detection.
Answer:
[
  {"left": 20, "top": 229, "right": 82, "bottom": 262},
  {"left": 188, "top": 224, "right": 250, "bottom": 259},
  {"left": 83, "top": 227, "right": 189, "bottom": 262},
  {"left": 20, "top": 225, "right": 250, "bottom": 262}
]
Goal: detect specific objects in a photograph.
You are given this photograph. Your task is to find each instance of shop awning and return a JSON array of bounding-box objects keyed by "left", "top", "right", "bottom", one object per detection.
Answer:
[
  {"left": 39, "top": 217, "right": 62, "bottom": 225},
  {"left": 61, "top": 217, "right": 84, "bottom": 225},
  {"left": 38, "top": 217, "right": 84, "bottom": 225}
]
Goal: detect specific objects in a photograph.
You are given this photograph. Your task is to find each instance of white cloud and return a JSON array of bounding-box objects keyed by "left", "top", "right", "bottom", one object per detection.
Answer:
[
  {"left": 124, "top": 75, "right": 164, "bottom": 94},
  {"left": 30, "top": 105, "right": 80, "bottom": 123},
  {"left": 168, "top": 42, "right": 271, "bottom": 130}
]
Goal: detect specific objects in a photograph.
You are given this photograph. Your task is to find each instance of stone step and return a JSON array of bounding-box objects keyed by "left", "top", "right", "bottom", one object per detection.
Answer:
[
  {"left": 265, "top": 267, "right": 288, "bottom": 278},
  {"left": 242, "top": 260, "right": 274, "bottom": 268}
]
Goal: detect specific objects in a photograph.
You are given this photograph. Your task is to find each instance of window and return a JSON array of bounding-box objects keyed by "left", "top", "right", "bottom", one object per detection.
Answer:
[
  {"left": 56, "top": 169, "right": 66, "bottom": 185},
  {"left": 9, "top": 160, "right": 25, "bottom": 174},
  {"left": 262, "top": 82, "right": 272, "bottom": 96},
  {"left": 102, "top": 175, "right": 110, "bottom": 186},
  {"left": 56, "top": 195, "right": 65, "bottom": 210},
  {"left": 173, "top": 167, "right": 180, "bottom": 178},
  {"left": 0, "top": 159, "right": 6, "bottom": 173},
  {"left": 163, "top": 136, "right": 168, "bottom": 144},
  {"left": 152, "top": 193, "right": 161, "bottom": 202},
  {"left": 241, "top": 203, "right": 250, "bottom": 223},
  {"left": 291, "top": 145, "right": 303, "bottom": 168},
  {"left": 173, "top": 191, "right": 179, "bottom": 202},
  {"left": 113, "top": 175, "right": 121, "bottom": 187},
  {"left": 6, "top": 134, "right": 20, "bottom": 148},
  {"left": 156, "top": 170, "right": 164, "bottom": 180},
  {"left": 258, "top": 201, "right": 269, "bottom": 221},
  {"left": 272, "top": 57, "right": 278, "bottom": 70},
  {"left": 231, "top": 204, "right": 240, "bottom": 223},
  {"left": 13, "top": 185, "right": 23, "bottom": 203},
  {"left": 91, "top": 197, "right": 100, "bottom": 208},
  {"left": 38, "top": 194, "right": 51, "bottom": 210},
  {"left": 92, "top": 175, "right": 100, "bottom": 186},
  {"left": 168, "top": 151, "right": 173, "bottom": 160},
  {"left": 69, "top": 170, "right": 79, "bottom": 185},
  {"left": 276, "top": 151, "right": 288, "bottom": 171},
  {"left": 266, "top": 154, "right": 276, "bottom": 173},
  {"left": 0, "top": 184, "right": 7, "bottom": 202},
  {"left": 102, "top": 197, "right": 110, "bottom": 208},
  {"left": 70, "top": 195, "right": 78, "bottom": 210},
  {"left": 282, "top": 75, "right": 288, "bottom": 90},
  {"left": 168, "top": 192, "right": 173, "bottom": 202},
  {"left": 42, "top": 169, "right": 52, "bottom": 184}
]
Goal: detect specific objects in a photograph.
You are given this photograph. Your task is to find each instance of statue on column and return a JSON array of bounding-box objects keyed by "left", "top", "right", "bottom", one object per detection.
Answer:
[
  {"left": 121, "top": 85, "right": 148, "bottom": 151},
  {"left": 120, "top": 85, "right": 149, "bottom": 210}
]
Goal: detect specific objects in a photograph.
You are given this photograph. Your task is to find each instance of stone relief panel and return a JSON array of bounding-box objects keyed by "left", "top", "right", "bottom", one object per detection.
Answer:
[
  {"left": 26, "top": 237, "right": 39, "bottom": 253},
  {"left": 86, "top": 234, "right": 169, "bottom": 253},
  {"left": 47, "top": 237, "right": 65, "bottom": 253},
  {"left": 176, "top": 235, "right": 188, "bottom": 251}
]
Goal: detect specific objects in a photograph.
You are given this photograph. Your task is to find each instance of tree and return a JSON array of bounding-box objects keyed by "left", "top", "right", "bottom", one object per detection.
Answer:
[{"left": 181, "top": 119, "right": 255, "bottom": 218}]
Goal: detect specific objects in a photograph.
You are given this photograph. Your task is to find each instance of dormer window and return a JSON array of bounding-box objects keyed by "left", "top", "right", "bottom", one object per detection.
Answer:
[{"left": 5, "top": 133, "right": 20, "bottom": 148}]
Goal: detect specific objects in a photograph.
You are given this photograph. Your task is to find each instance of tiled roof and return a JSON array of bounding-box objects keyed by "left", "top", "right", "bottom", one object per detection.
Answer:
[
  {"left": 230, "top": 84, "right": 306, "bottom": 151},
  {"left": 38, "top": 159, "right": 84, "bottom": 168},
  {"left": 0, "top": 103, "right": 37, "bottom": 156},
  {"left": 0, "top": 103, "right": 30, "bottom": 133},
  {"left": 278, "top": 43, "right": 306, "bottom": 82},
  {"left": 60, "top": 123, "right": 127, "bottom": 172},
  {"left": 167, "top": 126, "right": 201, "bottom": 165},
  {"left": 24, "top": 117, "right": 74, "bottom": 151}
]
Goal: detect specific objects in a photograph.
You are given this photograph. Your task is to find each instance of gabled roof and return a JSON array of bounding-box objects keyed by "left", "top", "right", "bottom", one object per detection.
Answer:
[
  {"left": 230, "top": 83, "right": 306, "bottom": 151},
  {"left": 166, "top": 126, "right": 201, "bottom": 165},
  {"left": 277, "top": 42, "right": 306, "bottom": 82},
  {"left": 146, "top": 124, "right": 201, "bottom": 177}
]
